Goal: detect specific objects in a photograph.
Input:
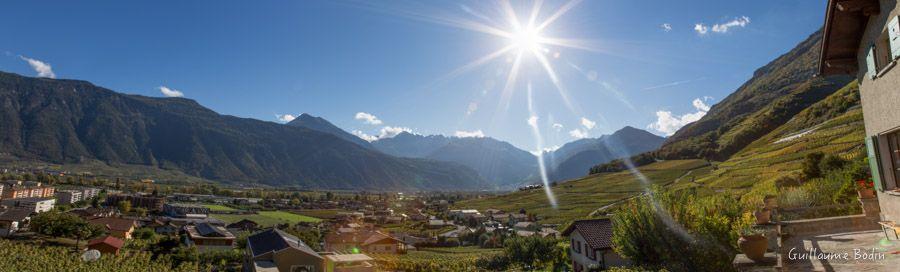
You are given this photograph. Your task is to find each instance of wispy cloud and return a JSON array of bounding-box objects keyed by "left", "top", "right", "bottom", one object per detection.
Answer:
[
  {"left": 661, "top": 23, "right": 672, "bottom": 32},
  {"left": 694, "top": 23, "right": 709, "bottom": 35},
  {"left": 696, "top": 16, "right": 750, "bottom": 35},
  {"left": 642, "top": 77, "right": 706, "bottom": 91},
  {"left": 712, "top": 16, "right": 750, "bottom": 33},
  {"left": 159, "top": 86, "right": 184, "bottom": 97},
  {"left": 378, "top": 126, "right": 413, "bottom": 139},
  {"left": 275, "top": 114, "right": 296, "bottom": 123},
  {"left": 354, "top": 112, "right": 383, "bottom": 125},
  {"left": 454, "top": 130, "right": 485, "bottom": 138},
  {"left": 19, "top": 56, "right": 55, "bottom": 78},
  {"left": 352, "top": 130, "right": 378, "bottom": 142},
  {"left": 569, "top": 129, "right": 588, "bottom": 139},
  {"left": 648, "top": 97, "right": 713, "bottom": 136}
]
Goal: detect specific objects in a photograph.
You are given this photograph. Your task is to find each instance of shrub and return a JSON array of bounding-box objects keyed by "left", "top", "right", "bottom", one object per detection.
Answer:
[{"left": 802, "top": 152, "right": 825, "bottom": 179}]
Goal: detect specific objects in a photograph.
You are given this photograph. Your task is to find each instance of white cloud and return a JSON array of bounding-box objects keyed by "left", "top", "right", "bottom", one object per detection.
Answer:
[
  {"left": 552, "top": 123, "right": 564, "bottom": 131},
  {"left": 569, "top": 129, "right": 588, "bottom": 139},
  {"left": 354, "top": 112, "right": 383, "bottom": 125},
  {"left": 648, "top": 97, "right": 713, "bottom": 136},
  {"left": 712, "top": 16, "right": 750, "bottom": 33},
  {"left": 527, "top": 116, "right": 539, "bottom": 128},
  {"left": 158, "top": 86, "right": 184, "bottom": 97},
  {"left": 661, "top": 23, "right": 672, "bottom": 32},
  {"left": 276, "top": 114, "right": 296, "bottom": 122},
  {"left": 454, "top": 130, "right": 485, "bottom": 138},
  {"left": 580, "top": 117, "right": 596, "bottom": 130},
  {"left": 19, "top": 56, "right": 55, "bottom": 78},
  {"left": 694, "top": 23, "right": 709, "bottom": 35},
  {"left": 378, "top": 126, "right": 412, "bottom": 139},
  {"left": 352, "top": 130, "right": 379, "bottom": 142}
]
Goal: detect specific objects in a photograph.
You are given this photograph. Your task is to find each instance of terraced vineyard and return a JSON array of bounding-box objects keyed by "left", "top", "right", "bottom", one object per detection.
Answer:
[
  {"left": 455, "top": 159, "right": 712, "bottom": 226},
  {"left": 372, "top": 247, "right": 502, "bottom": 272},
  {"left": 457, "top": 81, "right": 865, "bottom": 227}
]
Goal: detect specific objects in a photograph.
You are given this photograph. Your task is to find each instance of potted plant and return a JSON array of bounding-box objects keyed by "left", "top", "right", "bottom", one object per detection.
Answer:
[
  {"left": 738, "top": 228, "right": 768, "bottom": 261},
  {"left": 754, "top": 207, "right": 771, "bottom": 225},
  {"left": 857, "top": 179, "right": 875, "bottom": 199}
]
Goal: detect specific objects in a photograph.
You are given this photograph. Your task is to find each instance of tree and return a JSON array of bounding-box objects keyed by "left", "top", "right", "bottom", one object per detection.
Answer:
[
  {"left": 802, "top": 152, "right": 825, "bottom": 179},
  {"left": 29, "top": 211, "right": 105, "bottom": 241},
  {"left": 133, "top": 207, "right": 148, "bottom": 217},
  {"left": 118, "top": 200, "right": 132, "bottom": 214}
]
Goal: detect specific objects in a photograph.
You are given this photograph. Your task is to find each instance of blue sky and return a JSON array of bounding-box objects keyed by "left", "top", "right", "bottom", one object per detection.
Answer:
[{"left": 0, "top": 0, "right": 827, "bottom": 152}]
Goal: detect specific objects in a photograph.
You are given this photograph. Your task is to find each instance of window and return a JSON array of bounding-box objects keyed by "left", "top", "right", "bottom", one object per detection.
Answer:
[
  {"left": 588, "top": 248, "right": 597, "bottom": 260},
  {"left": 576, "top": 240, "right": 582, "bottom": 253},
  {"left": 868, "top": 16, "right": 900, "bottom": 78},
  {"left": 886, "top": 132, "right": 900, "bottom": 189}
]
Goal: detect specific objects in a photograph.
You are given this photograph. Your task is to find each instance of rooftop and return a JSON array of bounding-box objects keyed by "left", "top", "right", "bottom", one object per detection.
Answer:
[{"left": 562, "top": 218, "right": 614, "bottom": 249}]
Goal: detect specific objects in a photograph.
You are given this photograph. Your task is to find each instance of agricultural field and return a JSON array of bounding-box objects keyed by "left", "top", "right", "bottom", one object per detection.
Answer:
[
  {"left": 0, "top": 239, "right": 197, "bottom": 271},
  {"left": 455, "top": 159, "right": 712, "bottom": 226},
  {"left": 210, "top": 210, "right": 321, "bottom": 226},
  {"left": 372, "top": 246, "right": 502, "bottom": 272}
]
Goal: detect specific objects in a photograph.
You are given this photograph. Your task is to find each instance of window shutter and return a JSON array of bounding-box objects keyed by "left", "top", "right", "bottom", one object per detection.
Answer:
[
  {"left": 867, "top": 45, "right": 877, "bottom": 79},
  {"left": 866, "top": 136, "right": 885, "bottom": 191},
  {"left": 890, "top": 16, "right": 900, "bottom": 60}
]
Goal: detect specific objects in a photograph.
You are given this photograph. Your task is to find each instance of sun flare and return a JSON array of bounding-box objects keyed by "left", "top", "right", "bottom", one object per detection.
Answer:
[{"left": 510, "top": 26, "right": 544, "bottom": 52}]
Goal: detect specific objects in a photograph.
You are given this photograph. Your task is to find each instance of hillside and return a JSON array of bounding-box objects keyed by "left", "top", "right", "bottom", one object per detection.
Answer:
[
  {"left": 657, "top": 29, "right": 852, "bottom": 160},
  {"left": 0, "top": 71, "right": 486, "bottom": 191},
  {"left": 457, "top": 80, "right": 865, "bottom": 226}
]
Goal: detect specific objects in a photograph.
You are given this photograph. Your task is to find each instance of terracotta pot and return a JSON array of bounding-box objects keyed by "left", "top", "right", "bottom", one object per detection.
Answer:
[
  {"left": 763, "top": 196, "right": 777, "bottom": 210},
  {"left": 858, "top": 188, "right": 876, "bottom": 199},
  {"left": 738, "top": 234, "right": 768, "bottom": 261},
  {"left": 754, "top": 209, "right": 771, "bottom": 224}
]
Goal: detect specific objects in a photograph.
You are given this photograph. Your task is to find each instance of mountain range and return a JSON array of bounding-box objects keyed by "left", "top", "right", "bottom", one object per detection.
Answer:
[{"left": 0, "top": 72, "right": 485, "bottom": 191}]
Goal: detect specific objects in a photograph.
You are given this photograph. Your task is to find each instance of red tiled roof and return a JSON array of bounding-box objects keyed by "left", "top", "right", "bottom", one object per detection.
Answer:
[
  {"left": 562, "top": 218, "right": 614, "bottom": 249},
  {"left": 88, "top": 235, "right": 124, "bottom": 249},
  {"left": 88, "top": 217, "right": 136, "bottom": 232}
]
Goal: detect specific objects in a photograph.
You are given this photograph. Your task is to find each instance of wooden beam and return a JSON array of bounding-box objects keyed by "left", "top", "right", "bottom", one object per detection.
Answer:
[
  {"left": 836, "top": 0, "right": 880, "bottom": 16},
  {"left": 825, "top": 58, "right": 857, "bottom": 69}
]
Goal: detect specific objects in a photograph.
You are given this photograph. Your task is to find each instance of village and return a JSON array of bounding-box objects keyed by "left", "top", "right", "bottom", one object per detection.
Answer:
[{"left": 0, "top": 168, "right": 611, "bottom": 271}]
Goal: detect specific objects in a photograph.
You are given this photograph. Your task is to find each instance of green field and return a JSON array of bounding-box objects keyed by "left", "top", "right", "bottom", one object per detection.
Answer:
[
  {"left": 202, "top": 204, "right": 237, "bottom": 212},
  {"left": 455, "top": 159, "right": 712, "bottom": 226},
  {"left": 210, "top": 210, "right": 321, "bottom": 226}
]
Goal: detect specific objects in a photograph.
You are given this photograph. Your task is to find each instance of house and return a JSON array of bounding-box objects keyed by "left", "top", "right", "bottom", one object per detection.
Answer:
[
  {"left": 0, "top": 208, "right": 32, "bottom": 237},
  {"left": 226, "top": 219, "right": 259, "bottom": 232},
  {"left": 427, "top": 219, "right": 447, "bottom": 229},
  {"left": 88, "top": 217, "right": 137, "bottom": 239},
  {"left": 562, "top": 218, "right": 628, "bottom": 271},
  {"left": 1, "top": 197, "right": 55, "bottom": 213},
  {"left": 184, "top": 223, "right": 236, "bottom": 252},
  {"left": 147, "top": 219, "right": 179, "bottom": 235},
  {"left": 163, "top": 203, "right": 210, "bottom": 218},
  {"left": 55, "top": 190, "right": 83, "bottom": 205},
  {"left": 323, "top": 253, "right": 376, "bottom": 272},
  {"left": 820, "top": 0, "right": 900, "bottom": 223},
  {"left": 324, "top": 230, "right": 405, "bottom": 254},
  {"left": 87, "top": 235, "right": 125, "bottom": 255},
  {"left": 246, "top": 228, "right": 325, "bottom": 272},
  {"left": 513, "top": 221, "right": 538, "bottom": 231},
  {"left": 0, "top": 180, "right": 55, "bottom": 199}
]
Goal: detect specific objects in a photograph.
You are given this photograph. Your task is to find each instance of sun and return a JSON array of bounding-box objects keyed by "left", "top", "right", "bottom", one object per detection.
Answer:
[{"left": 510, "top": 26, "right": 544, "bottom": 52}]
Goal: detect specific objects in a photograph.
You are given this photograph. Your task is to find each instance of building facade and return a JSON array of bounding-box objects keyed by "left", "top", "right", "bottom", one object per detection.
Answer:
[
  {"left": 55, "top": 190, "right": 83, "bottom": 205},
  {"left": 1, "top": 180, "right": 55, "bottom": 199},
  {"left": 820, "top": 0, "right": 900, "bottom": 223},
  {"left": 0, "top": 197, "right": 56, "bottom": 213},
  {"left": 562, "top": 219, "right": 628, "bottom": 271}
]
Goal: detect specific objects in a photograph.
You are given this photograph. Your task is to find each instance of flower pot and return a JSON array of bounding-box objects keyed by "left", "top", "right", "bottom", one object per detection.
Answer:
[
  {"left": 754, "top": 209, "right": 771, "bottom": 225},
  {"left": 738, "top": 234, "right": 768, "bottom": 261},
  {"left": 858, "top": 188, "right": 875, "bottom": 199},
  {"left": 763, "top": 195, "right": 777, "bottom": 210}
]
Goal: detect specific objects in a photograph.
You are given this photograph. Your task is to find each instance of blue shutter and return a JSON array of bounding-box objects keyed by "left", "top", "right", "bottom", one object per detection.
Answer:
[
  {"left": 866, "top": 136, "right": 885, "bottom": 191},
  {"left": 867, "top": 46, "right": 877, "bottom": 79},
  {"left": 890, "top": 16, "right": 900, "bottom": 60}
]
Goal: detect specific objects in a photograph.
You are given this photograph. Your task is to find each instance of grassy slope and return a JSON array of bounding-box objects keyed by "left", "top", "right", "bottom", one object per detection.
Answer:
[
  {"left": 455, "top": 159, "right": 711, "bottom": 226},
  {"left": 209, "top": 210, "right": 321, "bottom": 226},
  {"left": 457, "top": 81, "right": 864, "bottom": 226}
]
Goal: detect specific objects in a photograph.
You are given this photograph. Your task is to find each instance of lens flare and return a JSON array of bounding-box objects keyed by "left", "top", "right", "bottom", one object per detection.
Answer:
[{"left": 527, "top": 83, "right": 558, "bottom": 208}]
